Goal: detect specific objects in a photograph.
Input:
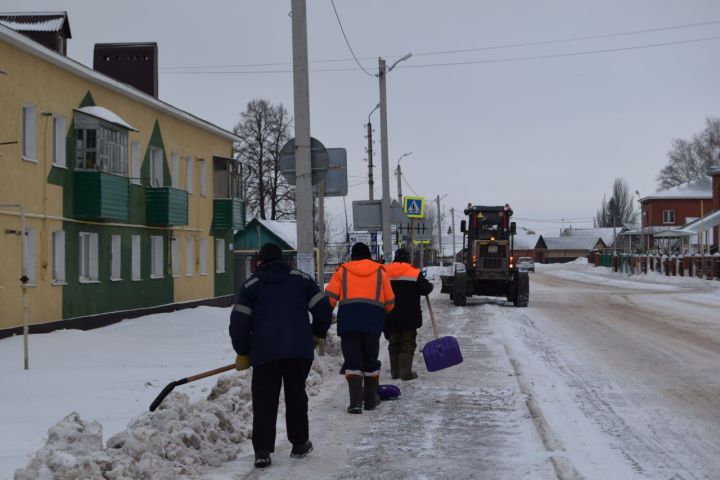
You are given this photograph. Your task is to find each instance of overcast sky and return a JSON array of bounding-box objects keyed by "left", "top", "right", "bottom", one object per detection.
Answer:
[{"left": 5, "top": 0, "right": 720, "bottom": 235}]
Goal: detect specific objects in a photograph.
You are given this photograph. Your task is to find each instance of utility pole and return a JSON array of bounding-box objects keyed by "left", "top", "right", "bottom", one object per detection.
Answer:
[
  {"left": 436, "top": 195, "right": 443, "bottom": 266},
  {"left": 377, "top": 54, "right": 412, "bottom": 261},
  {"left": 367, "top": 121, "right": 374, "bottom": 200},
  {"left": 291, "top": 0, "right": 314, "bottom": 279},
  {"left": 396, "top": 163, "right": 403, "bottom": 206},
  {"left": 318, "top": 179, "right": 325, "bottom": 284},
  {"left": 378, "top": 57, "right": 392, "bottom": 261},
  {"left": 450, "top": 207, "right": 456, "bottom": 264}
]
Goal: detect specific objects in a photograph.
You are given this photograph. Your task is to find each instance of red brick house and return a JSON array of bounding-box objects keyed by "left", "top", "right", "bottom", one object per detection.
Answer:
[
  {"left": 638, "top": 168, "right": 720, "bottom": 253},
  {"left": 638, "top": 177, "right": 713, "bottom": 251}
]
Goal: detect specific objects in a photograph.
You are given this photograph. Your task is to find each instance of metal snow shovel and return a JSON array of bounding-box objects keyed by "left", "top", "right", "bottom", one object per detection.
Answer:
[
  {"left": 149, "top": 363, "right": 236, "bottom": 412},
  {"left": 422, "top": 296, "right": 463, "bottom": 372}
]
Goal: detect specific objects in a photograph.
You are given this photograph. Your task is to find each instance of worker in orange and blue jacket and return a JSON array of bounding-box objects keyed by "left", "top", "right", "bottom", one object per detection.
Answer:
[
  {"left": 325, "top": 242, "right": 395, "bottom": 414},
  {"left": 383, "top": 248, "right": 433, "bottom": 381}
]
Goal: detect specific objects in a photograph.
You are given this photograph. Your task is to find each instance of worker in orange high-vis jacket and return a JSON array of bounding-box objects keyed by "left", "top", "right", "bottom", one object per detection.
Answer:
[
  {"left": 325, "top": 242, "right": 395, "bottom": 414},
  {"left": 383, "top": 248, "right": 433, "bottom": 381}
]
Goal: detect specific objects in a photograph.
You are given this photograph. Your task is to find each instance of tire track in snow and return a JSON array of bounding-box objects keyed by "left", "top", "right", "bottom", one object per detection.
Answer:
[{"left": 501, "top": 305, "right": 706, "bottom": 480}]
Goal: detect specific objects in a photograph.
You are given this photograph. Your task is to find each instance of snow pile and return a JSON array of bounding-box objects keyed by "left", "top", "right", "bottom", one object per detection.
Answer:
[
  {"left": 423, "top": 265, "right": 452, "bottom": 284},
  {"left": 565, "top": 256, "right": 588, "bottom": 265},
  {"left": 15, "top": 332, "right": 342, "bottom": 480}
]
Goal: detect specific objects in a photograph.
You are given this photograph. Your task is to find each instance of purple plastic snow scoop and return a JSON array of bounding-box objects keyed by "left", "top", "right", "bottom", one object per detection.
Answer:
[
  {"left": 422, "top": 296, "right": 463, "bottom": 372},
  {"left": 377, "top": 384, "right": 401, "bottom": 400}
]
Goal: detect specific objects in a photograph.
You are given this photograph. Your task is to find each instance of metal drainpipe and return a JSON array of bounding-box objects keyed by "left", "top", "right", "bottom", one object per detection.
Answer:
[{"left": 0, "top": 203, "right": 29, "bottom": 369}]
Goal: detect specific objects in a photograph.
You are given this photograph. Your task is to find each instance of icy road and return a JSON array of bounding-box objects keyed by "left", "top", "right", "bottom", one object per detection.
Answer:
[
  {"left": 207, "top": 264, "right": 720, "bottom": 480},
  {"left": 4, "top": 262, "right": 720, "bottom": 479}
]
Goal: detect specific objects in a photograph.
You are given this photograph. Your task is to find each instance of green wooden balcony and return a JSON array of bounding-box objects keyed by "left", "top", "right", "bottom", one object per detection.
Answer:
[
  {"left": 74, "top": 171, "right": 129, "bottom": 221},
  {"left": 213, "top": 198, "right": 246, "bottom": 230},
  {"left": 146, "top": 187, "right": 189, "bottom": 226}
]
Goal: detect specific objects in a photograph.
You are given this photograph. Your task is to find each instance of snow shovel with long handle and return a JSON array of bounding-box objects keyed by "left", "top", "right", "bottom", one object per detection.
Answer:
[
  {"left": 422, "top": 296, "right": 463, "bottom": 372},
  {"left": 149, "top": 363, "right": 235, "bottom": 412}
]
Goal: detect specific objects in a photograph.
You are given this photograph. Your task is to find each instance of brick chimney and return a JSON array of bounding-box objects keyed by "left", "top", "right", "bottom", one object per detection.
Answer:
[{"left": 93, "top": 42, "right": 158, "bottom": 98}]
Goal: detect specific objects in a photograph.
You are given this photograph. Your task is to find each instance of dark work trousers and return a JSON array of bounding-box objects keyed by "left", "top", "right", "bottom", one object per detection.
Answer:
[
  {"left": 251, "top": 358, "right": 313, "bottom": 454},
  {"left": 340, "top": 332, "right": 381, "bottom": 377},
  {"left": 385, "top": 329, "right": 418, "bottom": 355}
]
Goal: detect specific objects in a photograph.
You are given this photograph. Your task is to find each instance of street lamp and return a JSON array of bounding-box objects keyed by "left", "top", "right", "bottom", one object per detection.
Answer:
[
  {"left": 379, "top": 53, "right": 412, "bottom": 261},
  {"left": 395, "top": 151, "right": 412, "bottom": 205}
]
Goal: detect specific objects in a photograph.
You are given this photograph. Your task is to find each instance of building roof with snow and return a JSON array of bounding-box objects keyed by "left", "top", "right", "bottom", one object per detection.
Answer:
[
  {"left": 234, "top": 219, "right": 297, "bottom": 252},
  {"left": 0, "top": 12, "right": 71, "bottom": 36},
  {"left": 640, "top": 178, "right": 712, "bottom": 201},
  {"left": 542, "top": 236, "right": 606, "bottom": 251},
  {"left": 75, "top": 106, "right": 138, "bottom": 131},
  {"left": 561, "top": 227, "right": 618, "bottom": 247},
  {"left": 256, "top": 219, "right": 297, "bottom": 250},
  {"left": 513, "top": 233, "right": 541, "bottom": 250}
]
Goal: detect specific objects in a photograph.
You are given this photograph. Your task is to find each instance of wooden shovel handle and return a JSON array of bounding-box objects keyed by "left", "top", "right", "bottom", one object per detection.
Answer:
[
  {"left": 149, "top": 363, "right": 236, "bottom": 412},
  {"left": 426, "top": 296, "right": 440, "bottom": 339},
  {"left": 185, "top": 363, "right": 236, "bottom": 383}
]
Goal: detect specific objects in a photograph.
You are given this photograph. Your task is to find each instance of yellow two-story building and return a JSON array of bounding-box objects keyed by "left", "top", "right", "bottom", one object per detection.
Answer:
[{"left": 0, "top": 13, "right": 245, "bottom": 337}]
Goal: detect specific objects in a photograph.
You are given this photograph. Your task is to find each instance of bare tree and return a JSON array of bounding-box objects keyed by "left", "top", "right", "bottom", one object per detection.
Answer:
[
  {"left": 596, "top": 178, "right": 637, "bottom": 227},
  {"left": 657, "top": 117, "right": 720, "bottom": 189},
  {"left": 266, "top": 104, "right": 295, "bottom": 220},
  {"left": 234, "top": 99, "right": 295, "bottom": 220}
]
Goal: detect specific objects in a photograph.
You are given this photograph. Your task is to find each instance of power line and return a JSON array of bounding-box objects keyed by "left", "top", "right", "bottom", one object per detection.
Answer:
[
  {"left": 401, "top": 175, "right": 419, "bottom": 196},
  {"left": 329, "top": 0, "right": 374, "bottom": 77},
  {"left": 160, "top": 34, "right": 720, "bottom": 75},
  {"left": 159, "top": 18, "right": 720, "bottom": 71},
  {"left": 400, "top": 35, "right": 720, "bottom": 70}
]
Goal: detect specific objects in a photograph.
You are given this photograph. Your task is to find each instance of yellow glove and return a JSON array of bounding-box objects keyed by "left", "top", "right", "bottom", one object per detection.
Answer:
[
  {"left": 313, "top": 336, "right": 325, "bottom": 348},
  {"left": 235, "top": 354, "right": 251, "bottom": 371}
]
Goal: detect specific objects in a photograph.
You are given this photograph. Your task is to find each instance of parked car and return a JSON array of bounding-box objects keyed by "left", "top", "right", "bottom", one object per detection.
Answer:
[{"left": 517, "top": 256, "right": 535, "bottom": 273}]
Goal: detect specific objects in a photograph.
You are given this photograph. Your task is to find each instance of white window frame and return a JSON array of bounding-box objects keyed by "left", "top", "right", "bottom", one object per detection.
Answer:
[
  {"left": 150, "top": 147, "right": 164, "bottom": 187},
  {"left": 199, "top": 237, "right": 207, "bottom": 275},
  {"left": 185, "top": 157, "right": 194, "bottom": 193},
  {"left": 53, "top": 115, "right": 67, "bottom": 168},
  {"left": 150, "top": 235, "right": 164, "bottom": 279},
  {"left": 171, "top": 153, "right": 180, "bottom": 188},
  {"left": 79, "top": 232, "right": 99, "bottom": 283},
  {"left": 131, "top": 235, "right": 141, "bottom": 281},
  {"left": 131, "top": 141, "right": 141, "bottom": 185},
  {"left": 171, "top": 237, "right": 180, "bottom": 277},
  {"left": 22, "top": 105, "right": 37, "bottom": 162},
  {"left": 25, "top": 228, "right": 37, "bottom": 285},
  {"left": 199, "top": 159, "right": 207, "bottom": 196},
  {"left": 186, "top": 236, "right": 194, "bottom": 276},
  {"left": 662, "top": 209, "right": 675, "bottom": 224},
  {"left": 111, "top": 235, "right": 122, "bottom": 281},
  {"left": 215, "top": 238, "right": 226, "bottom": 273},
  {"left": 52, "top": 230, "right": 66, "bottom": 284}
]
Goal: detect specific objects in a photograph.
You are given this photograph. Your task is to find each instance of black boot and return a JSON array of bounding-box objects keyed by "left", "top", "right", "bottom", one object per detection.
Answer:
[
  {"left": 363, "top": 376, "right": 381, "bottom": 411},
  {"left": 346, "top": 375, "right": 363, "bottom": 414},
  {"left": 389, "top": 354, "right": 400, "bottom": 380},
  {"left": 399, "top": 353, "right": 418, "bottom": 381},
  {"left": 254, "top": 451, "right": 271, "bottom": 468}
]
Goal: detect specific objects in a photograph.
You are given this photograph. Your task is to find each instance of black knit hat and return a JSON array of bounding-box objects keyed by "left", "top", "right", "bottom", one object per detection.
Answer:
[
  {"left": 394, "top": 248, "right": 410, "bottom": 263},
  {"left": 351, "top": 242, "right": 371, "bottom": 260},
  {"left": 258, "top": 243, "right": 282, "bottom": 263}
]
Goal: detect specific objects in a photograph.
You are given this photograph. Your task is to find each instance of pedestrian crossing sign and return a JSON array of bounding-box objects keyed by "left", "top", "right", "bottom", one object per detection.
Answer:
[{"left": 403, "top": 196, "right": 425, "bottom": 219}]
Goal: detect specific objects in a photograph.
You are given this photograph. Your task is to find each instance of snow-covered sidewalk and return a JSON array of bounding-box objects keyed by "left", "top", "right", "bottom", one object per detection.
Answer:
[{"left": 2, "top": 285, "right": 559, "bottom": 479}]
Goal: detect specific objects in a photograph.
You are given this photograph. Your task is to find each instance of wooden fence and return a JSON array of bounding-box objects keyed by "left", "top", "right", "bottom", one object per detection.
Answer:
[{"left": 588, "top": 253, "right": 720, "bottom": 281}]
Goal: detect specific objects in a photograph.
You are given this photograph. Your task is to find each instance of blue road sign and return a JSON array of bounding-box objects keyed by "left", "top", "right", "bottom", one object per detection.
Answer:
[{"left": 403, "top": 196, "right": 425, "bottom": 218}]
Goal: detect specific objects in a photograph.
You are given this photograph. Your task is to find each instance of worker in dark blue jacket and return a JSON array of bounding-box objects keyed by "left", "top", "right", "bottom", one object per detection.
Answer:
[{"left": 229, "top": 243, "right": 332, "bottom": 469}]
